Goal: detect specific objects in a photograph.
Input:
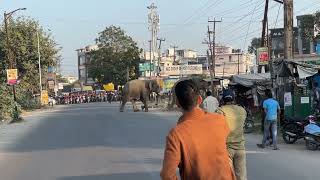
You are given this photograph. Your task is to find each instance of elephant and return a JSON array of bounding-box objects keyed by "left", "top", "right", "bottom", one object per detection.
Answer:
[{"left": 120, "top": 79, "right": 161, "bottom": 112}]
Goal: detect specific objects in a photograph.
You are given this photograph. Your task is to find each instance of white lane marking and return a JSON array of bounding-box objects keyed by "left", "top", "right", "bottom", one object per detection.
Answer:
[{"left": 246, "top": 150, "right": 268, "bottom": 154}]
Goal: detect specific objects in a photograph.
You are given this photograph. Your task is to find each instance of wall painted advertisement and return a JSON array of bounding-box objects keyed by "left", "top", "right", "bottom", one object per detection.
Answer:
[{"left": 162, "top": 65, "right": 203, "bottom": 76}]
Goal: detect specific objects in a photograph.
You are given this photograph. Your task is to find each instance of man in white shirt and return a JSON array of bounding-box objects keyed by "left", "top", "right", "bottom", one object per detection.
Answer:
[{"left": 202, "top": 91, "right": 219, "bottom": 113}]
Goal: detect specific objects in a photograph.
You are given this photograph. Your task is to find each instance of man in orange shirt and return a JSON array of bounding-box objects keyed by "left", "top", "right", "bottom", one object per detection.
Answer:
[{"left": 161, "top": 79, "right": 235, "bottom": 180}]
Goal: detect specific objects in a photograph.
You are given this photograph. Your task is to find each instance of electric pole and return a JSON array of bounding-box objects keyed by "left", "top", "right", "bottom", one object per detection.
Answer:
[
  {"left": 237, "top": 53, "right": 240, "bottom": 75},
  {"left": 284, "top": 0, "right": 294, "bottom": 60},
  {"left": 157, "top": 38, "right": 165, "bottom": 76},
  {"left": 4, "top": 8, "right": 26, "bottom": 122},
  {"left": 261, "top": 0, "right": 269, "bottom": 47},
  {"left": 149, "top": 40, "right": 152, "bottom": 77},
  {"left": 147, "top": 3, "right": 159, "bottom": 77},
  {"left": 208, "top": 18, "right": 222, "bottom": 96},
  {"left": 171, "top": 45, "right": 178, "bottom": 64}
]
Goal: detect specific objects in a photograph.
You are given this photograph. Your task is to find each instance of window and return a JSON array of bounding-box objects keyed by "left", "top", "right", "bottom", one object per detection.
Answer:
[
  {"left": 79, "top": 56, "right": 85, "bottom": 65},
  {"left": 229, "top": 56, "right": 232, "bottom": 62},
  {"left": 219, "top": 58, "right": 224, "bottom": 60}
]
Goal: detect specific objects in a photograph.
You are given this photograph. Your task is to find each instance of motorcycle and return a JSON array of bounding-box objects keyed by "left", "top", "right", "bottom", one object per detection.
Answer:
[
  {"left": 282, "top": 116, "right": 309, "bottom": 144},
  {"left": 304, "top": 115, "right": 320, "bottom": 151},
  {"left": 243, "top": 107, "right": 255, "bottom": 134}
]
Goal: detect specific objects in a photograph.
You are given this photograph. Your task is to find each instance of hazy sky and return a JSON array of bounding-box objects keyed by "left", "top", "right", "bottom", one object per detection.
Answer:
[{"left": 1, "top": 0, "right": 320, "bottom": 76}]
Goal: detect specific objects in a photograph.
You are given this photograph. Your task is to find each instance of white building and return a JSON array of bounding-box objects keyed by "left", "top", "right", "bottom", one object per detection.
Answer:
[{"left": 200, "top": 45, "right": 254, "bottom": 77}]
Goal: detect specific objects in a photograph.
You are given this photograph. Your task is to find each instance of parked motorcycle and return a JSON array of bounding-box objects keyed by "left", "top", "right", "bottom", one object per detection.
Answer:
[
  {"left": 282, "top": 114, "right": 320, "bottom": 144},
  {"left": 243, "top": 107, "right": 255, "bottom": 134},
  {"left": 304, "top": 115, "right": 320, "bottom": 151},
  {"left": 282, "top": 116, "right": 309, "bottom": 144}
]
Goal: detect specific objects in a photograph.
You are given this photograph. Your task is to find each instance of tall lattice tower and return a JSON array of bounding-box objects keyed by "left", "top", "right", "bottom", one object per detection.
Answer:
[{"left": 147, "top": 3, "right": 160, "bottom": 76}]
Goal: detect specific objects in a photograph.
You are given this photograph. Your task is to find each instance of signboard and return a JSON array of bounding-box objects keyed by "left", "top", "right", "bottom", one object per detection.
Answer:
[
  {"left": 163, "top": 65, "right": 203, "bottom": 76},
  {"left": 48, "top": 80, "right": 55, "bottom": 89},
  {"left": 316, "top": 42, "right": 320, "bottom": 55},
  {"left": 256, "top": 47, "right": 269, "bottom": 65},
  {"left": 48, "top": 67, "right": 54, "bottom": 73},
  {"left": 58, "top": 83, "right": 64, "bottom": 90},
  {"left": 41, "top": 90, "right": 49, "bottom": 105},
  {"left": 284, "top": 92, "right": 292, "bottom": 106},
  {"left": 6, "top": 69, "right": 18, "bottom": 85},
  {"left": 139, "top": 63, "right": 154, "bottom": 72},
  {"left": 103, "top": 83, "right": 115, "bottom": 91},
  {"left": 47, "top": 73, "right": 55, "bottom": 80},
  {"left": 301, "top": 97, "right": 309, "bottom": 104}
]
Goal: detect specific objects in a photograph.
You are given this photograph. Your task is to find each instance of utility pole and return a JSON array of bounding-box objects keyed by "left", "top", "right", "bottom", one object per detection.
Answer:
[
  {"left": 261, "top": 0, "right": 269, "bottom": 47},
  {"left": 284, "top": 0, "right": 294, "bottom": 60},
  {"left": 171, "top": 45, "right": 178, "bottom": 64},
  {"left": 37, "top": 31, "right": 42, "bottom": 99},
  {"left": 237, "top": 53, "right": 240, "bottom": 75},
  {"left": 149, "top": 40, "right": 152, "bottom": 77},
  {"left": 208, "top": 18, "right": 222, "bottom": 95},
  {"left": 157, "top": 38, "right": 165, "bottom": 76},
  {"left": 208, "top": 18, "right": 222, "bottom": 78},
  {"left": 4, "top": 8, "right": 26, "bottom": 122}
]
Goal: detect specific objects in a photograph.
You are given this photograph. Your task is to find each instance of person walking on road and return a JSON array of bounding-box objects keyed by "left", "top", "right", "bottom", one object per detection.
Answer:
[
  {"left": 218, "top": 89, "right": 247, "bottom": 180},
  {"left": 161, "top": 79, "right": 235, "bottom": 180},
  {"left": 257, "top": 89, "right": 280, "bottom": 150},
  {"left": 202, "top": 91, "right": 219, "bottom": 113}
]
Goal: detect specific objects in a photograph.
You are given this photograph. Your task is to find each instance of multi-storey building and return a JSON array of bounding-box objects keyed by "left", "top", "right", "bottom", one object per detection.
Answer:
[{"left": 76, "top": 45, "right": 98, "bottom": 85}]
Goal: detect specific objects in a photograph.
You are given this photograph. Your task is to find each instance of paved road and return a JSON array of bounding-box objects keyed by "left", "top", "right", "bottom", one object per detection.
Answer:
[{"left": 0, "top": 103, "right": 319, "bottom": 180}]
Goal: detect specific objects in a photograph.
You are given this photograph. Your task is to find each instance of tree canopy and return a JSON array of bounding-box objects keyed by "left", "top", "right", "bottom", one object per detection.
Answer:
[
  {"left": 0, "top": 16, "right": 60, "bottom": 119},
  {"left": 88, "top": 26, "right": 141, "bottom": 86},
  {"left": 248, "top": 37, "right": 262, "bottom": 55}
]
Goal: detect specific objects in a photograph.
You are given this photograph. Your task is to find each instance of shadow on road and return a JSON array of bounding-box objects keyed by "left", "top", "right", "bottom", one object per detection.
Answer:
[
  {"left": 3, "top": 103, "right": 178, "bottom": 153},
  {"left": 57, "top": 172, "right": 159, "bottom": 180}
]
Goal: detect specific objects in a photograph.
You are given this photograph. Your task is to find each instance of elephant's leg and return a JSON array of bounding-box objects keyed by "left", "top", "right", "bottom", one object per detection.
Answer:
[
  {"left": 120, "top": 97, "right": 127, "bottom": 112},
  {"left": 141, "top": 95, "right": 149, "bottom": 112},
  {"left": 131, "top": 99, "right": 139, "bottom": 112}
]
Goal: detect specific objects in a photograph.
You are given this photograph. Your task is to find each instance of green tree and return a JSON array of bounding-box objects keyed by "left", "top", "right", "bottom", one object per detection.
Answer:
[
  {"left": 248, "top": 37, "right": 261, "bottom": 55},
  {"left": 0, "top": 16, "right": 60, "bottom": 119},
  {"left": 299, "top": 11, "right": 320, "bottom": 42},
  {"left": 88, "top": 26, "right": 141, "bottom": 86}
]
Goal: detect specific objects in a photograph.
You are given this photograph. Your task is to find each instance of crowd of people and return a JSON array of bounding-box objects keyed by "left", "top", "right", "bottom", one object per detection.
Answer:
[
  {"left": 160, "top": 79, "right": 281, "bottom": 180},
  {"left": 53, "top": 91, "right": 121, "bottom": 105}
]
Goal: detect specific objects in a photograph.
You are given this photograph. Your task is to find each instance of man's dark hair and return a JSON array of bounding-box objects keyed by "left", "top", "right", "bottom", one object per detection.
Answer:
[
  {"left": 265, "top": 89, "right": 273, "bottom": 98},
  {"left": 175, "top": 80, "right": 200, "bottom": 111},
  {"left": 206, "top": 91, "right": 212, "bottom": 97}
]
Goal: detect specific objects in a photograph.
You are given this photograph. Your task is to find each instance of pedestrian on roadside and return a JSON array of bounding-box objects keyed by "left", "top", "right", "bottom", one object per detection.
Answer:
[
  {"left": 161, "top": 79, "right": 235, "bottom": 180},
  {"left": 217, "top": 89, "right": 247, "bottom": 180},
  {"left": 257, "top": 89, "right": 280, "bottom": 150},
  {"left": 202, "top": 90, "right": 219, "bottom": 113}
]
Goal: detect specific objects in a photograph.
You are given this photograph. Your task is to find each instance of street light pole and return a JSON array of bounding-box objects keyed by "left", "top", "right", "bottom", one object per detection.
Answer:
[
  {"left": 4, "top": 8, "right": 27, "bottom": 122},
  {"left": 37, "top": 31, "right": 42, "bottom": 99}
]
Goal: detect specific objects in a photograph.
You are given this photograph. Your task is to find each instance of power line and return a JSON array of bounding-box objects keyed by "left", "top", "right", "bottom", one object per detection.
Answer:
[
  {"left": 242, "top": 0, "right": 261, "bottom": 51},
  {"left": 182, "top": 0, "right": 216, "bottom": 25},
  {"left": 184, "top": 0, "right": 224, "bottom": 25},
  {"left": 273, "top": 3, "right": 282, "bottom": 30}
]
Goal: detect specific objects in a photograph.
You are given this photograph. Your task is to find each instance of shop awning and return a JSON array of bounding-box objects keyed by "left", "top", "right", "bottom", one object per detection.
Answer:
[{"left": 230, "top": 73, "right": 271, "bottom": 87}]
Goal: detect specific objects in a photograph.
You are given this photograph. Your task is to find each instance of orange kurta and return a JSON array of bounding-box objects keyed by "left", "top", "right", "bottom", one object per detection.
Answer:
[{"left": 161, "top": 108, "right": 235, "bottom": 180}]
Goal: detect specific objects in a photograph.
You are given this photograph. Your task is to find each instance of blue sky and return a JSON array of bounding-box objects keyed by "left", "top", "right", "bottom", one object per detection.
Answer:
[{"left": 1, "top": 0, "right": 320, "bottom": 76}]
